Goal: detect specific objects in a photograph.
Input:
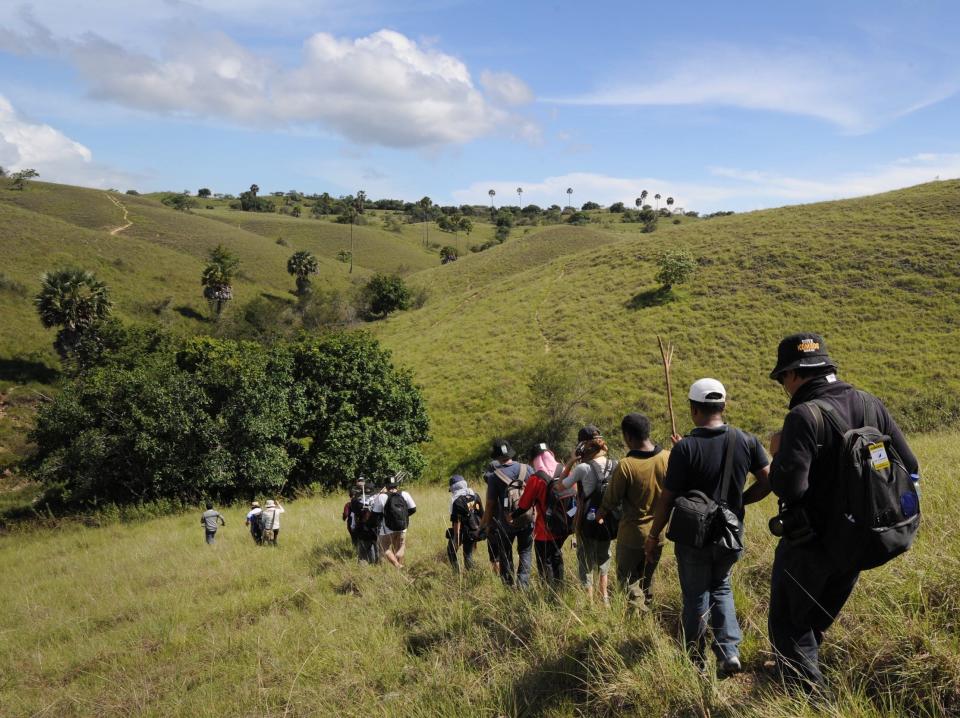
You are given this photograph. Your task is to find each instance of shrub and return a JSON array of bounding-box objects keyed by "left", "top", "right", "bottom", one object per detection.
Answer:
[
  {"left": 655, "top": 250, "right": 697, "bottom": 290},
  {"left": 567, "top": 211, "right": 590, "bottom": 226},
  {"left": 362, "top": 274, "right": 412, "bottom": 319},
  {"left": 161, "top": 193, "right": 198, "bottom": 211},
  {"left": 581, "top": 201, "right": 600, "bottom": 211}
]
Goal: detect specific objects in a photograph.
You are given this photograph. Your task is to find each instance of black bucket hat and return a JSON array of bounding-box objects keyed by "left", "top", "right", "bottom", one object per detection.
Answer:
[
  {"left": 769, "top": 332, "right": 837, "bottom": 380},
  {"left": 490, "top": 438, "right": 515, "bottom": 460}
]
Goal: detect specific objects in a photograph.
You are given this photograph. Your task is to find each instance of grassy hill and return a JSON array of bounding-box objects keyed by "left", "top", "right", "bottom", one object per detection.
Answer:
[
  {"left": 374, "top": 180, "right": 960, "bottom": 471},
  {"left": 2, "top": 432, "right": 956, "bottom": 717}
]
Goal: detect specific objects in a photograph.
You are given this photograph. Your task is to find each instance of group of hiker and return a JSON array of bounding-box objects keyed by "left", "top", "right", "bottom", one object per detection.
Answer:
[
  {"left": 342, "top": 474, "right": 417, "bottom": 568},
  {"left": 200, "top": 499, "right": 285, "bottom": 546},
  {"left": 350, "top": 332, "right": 919, "bottom": 696}
]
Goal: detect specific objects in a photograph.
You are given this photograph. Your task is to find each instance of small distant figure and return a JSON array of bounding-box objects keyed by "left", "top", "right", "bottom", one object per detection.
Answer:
[
  {"left": 245, "top": 501, "right": 263, "bottom": 545},
  {"left": 261, "top": 499, "right": 285, "bottom": 546},
  {"left": 343, "top": 487, "right": 360, "bottom": 548},
  {"left": 201, "top": 502, "right": 225, "bottom": 545},
  {"left": 372, "top": 475, "right": 416, "bottom": 569}
]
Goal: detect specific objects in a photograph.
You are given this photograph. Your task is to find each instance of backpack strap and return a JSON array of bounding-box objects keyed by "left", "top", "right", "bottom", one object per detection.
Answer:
[
  {"left": 493, "top": 467, "right": 512, "bottom": 485},
  {"left": 586, "top": 459, "right": 612, "bottom": 500},
  {"left": 857, "top": 390, "right": 879, "bottom": 430},
  {"left": 717, "top": 427, "right": 738, "bottom": 506},
  {"left": 517, "top": 464, "right": 528, "bottom": 483},
  {"left": 809, "top": 398, "right": 850, "bottom": 437}
]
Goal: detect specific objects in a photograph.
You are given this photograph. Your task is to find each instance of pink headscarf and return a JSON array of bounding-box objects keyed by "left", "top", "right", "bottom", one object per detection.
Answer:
[{"left": 532, "top": 449, "right": 560, "bottom": 478}]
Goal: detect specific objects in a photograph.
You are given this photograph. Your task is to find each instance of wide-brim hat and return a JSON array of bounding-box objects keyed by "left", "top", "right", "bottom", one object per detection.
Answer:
[
  {"left": 265, "top": 500, "right": 276, "bottom": 508},
  {"left": 769, "top": 332, "right": 837, "bottom": 380},
  {"left": 251, "top": 501, "right": 260, "bottom": 508}
]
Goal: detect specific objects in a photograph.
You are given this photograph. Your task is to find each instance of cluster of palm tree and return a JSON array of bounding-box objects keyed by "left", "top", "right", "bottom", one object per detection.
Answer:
[
  {"left": 486, "top": 186, "right": 677, "bottom": 214},
  {"left": 287, "top": 250, "right": 319, "bottom": 297},
  {"left": 634, "top": 190, "right": 675, "bottom": 212},
  {"left": 201, "top": 245, "right": 240, "bottom": 318}
]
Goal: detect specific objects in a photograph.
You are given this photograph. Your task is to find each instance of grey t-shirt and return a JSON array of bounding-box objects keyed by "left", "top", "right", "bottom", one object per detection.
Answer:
[
  {"left": 562, "top": 457, "right": 617, "bottom": 498},
  {"left": 201, "top": 509, "right": 223, "bottom": 532}
]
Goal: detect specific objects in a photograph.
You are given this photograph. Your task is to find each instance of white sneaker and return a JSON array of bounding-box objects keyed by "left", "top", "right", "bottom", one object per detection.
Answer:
[{"left": 718, "top": 656, "right": 742, "bottom": 677}]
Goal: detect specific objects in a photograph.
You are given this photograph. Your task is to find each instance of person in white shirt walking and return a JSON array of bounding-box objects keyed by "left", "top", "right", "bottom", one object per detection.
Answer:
[
  {"left": 261, "top": 499, "right": 285, "bottom": 546},
  {"left": 371, "top": 476, "right": 416, "bottom": 568}
]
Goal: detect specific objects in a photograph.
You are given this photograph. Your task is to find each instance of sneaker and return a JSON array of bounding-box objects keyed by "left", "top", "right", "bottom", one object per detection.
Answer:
[{"left": 718, "top": 655, "right": 742, "bottom": 677}]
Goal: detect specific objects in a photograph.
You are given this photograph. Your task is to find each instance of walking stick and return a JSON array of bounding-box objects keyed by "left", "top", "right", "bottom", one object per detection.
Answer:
[{"left": 657, "top": 335, "right": 677, "bottom": 437}]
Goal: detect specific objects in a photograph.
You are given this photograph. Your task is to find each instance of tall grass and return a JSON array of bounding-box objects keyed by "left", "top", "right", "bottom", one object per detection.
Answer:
[{"left": 1, "top": 433, "right": 956, "bottom": 716}]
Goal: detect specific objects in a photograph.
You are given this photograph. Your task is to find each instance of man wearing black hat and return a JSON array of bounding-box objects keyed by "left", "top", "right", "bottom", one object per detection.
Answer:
[
  {"left": 480, "top": 439, "right": 536, "bottom": 588},
  {"left": 767, "top": 332, "right": 919, "bottom": 693}
]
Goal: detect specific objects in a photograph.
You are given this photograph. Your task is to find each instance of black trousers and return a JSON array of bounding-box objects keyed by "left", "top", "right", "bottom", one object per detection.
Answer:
[
  {"left": 446, "top": 528, "right": 477, "bottom": 573},
  {"left": 768, "top": 539, "right": 860, "bottom": 690},
  {"left": 488, "top": 523, "right": 534, "bottom": 588},
  {"left": 534, "top": 537, "right": 566, "bottom": 587}
]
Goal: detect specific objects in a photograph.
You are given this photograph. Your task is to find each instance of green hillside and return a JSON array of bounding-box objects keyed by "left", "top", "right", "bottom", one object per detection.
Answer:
[
  {"left": 2, "top": 432, "right": 957, "bottom": 717},
  {"left": 374, "top": 180, "right": 960, "bottom": 470}
]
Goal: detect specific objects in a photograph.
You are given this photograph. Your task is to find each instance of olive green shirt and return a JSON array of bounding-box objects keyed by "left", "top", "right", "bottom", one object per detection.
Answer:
[{"left": 600, "top": 447, "right": 669, "bottom": 548}]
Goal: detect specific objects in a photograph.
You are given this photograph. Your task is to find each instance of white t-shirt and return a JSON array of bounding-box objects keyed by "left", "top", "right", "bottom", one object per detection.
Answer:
[
  {"left": 372, "top": 490, "right": 416, "bottom": 535},
  {"left": 261, "top": 505, "right": 285, "bottom": 530}
]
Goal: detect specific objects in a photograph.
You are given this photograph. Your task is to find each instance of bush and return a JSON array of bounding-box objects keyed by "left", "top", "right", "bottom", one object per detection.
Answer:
[
  {"left": 609, "top": 202, "right": 625, "bottom": 213},
  {"left": 655, "top": 250, "right": 697, "bottom": 290},
  {"left": 581, "top": 201, "right": 600, "bottom": 211},
  {"left": 567, "top": 211, "right": 590, "bottom": 226},
  {"left": 161, "top": 193, "right": 198, "bottom": 211},
  {"left": 125, "top": 189, "right": 139, "bottom": 196},
  {"left": 29, "top": 328, "right": 430, "bottom": 506},
  {"left": 362, "top": 274, "right": 412, "bottom": 319}
]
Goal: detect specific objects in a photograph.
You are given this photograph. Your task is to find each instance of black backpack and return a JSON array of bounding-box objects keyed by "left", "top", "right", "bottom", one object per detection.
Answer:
[
  {"left": 806, "top": 392, "right": 920, "bottom": 571},
  {"left": 384, "top": 491, "right": 410, "bottom": 532},
  {"left": 541, "top": 473, "right": 576, "bottom": 538},
  {"left": 350, "top": 495, "right": 378, "bottom": 540},
  {"left": 580, "top": 459, "right": 619, "bottom": 541},
  {"left": 453, "top": 492, "right": 486, "bottom": 542}
]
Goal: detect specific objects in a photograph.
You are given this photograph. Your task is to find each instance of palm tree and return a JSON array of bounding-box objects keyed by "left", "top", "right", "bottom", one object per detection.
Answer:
[
  {"left": 249, "top": 184, "right": 259, "bottom": 197},
  {"left": 654, "top": 193, "right": 662, "bottom": 210},
  {"left": 488, "top": 189, "right": 496, "bottom": 209},
  {"left": 287, "top": 250, "right": 319, "bottom": 296},
  {"left": 517, "top": 187, "right": 523, "bottom": 207},
  {"left": 566, "top": 187, "right": 573, "bottom": 209},
  {"left": 640, "top": 189, "right": 648, "bottom": 207},
  {"left": 666, "top": 197, "right": 675, "bottom": 213},
  {"left": 201, "top": 244, "right": 239, "bottom": 318},
  {"left": 35, "top": 268, "right": 111, "bottom": 361},
  {"left": 635, "top": 197, "right": 642, "bottom": 209}
]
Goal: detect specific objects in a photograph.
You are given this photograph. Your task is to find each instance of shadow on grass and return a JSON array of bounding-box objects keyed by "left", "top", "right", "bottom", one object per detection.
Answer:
[
  {"left": 504, "top": 637, "right": 594, "bottom": 716},
  {"left": 0, "top": 358, "right": 58, "bottom": 384},
  {"left": 625, "top": 286, "right": 673, "bottom": 309},
  {"left": 308, "top": 536, "right": 355, "bottom": 576},
  {"left": 174, "top": 305, "right": 209, "bottom": 322}
]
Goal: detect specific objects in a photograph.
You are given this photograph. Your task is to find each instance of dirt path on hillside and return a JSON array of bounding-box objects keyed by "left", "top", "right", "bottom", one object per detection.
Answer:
[
  {"left": 534, "top": 266, "right": 566, "bottom": 354},
  {"left": 106, "top": 193, "right": 132, "bottom": 235}
]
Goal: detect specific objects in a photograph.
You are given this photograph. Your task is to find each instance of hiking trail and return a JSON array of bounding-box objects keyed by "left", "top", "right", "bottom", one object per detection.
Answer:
[
  {"left": 106, "top": 193, "right": 132, "bottom": 235},
  {"left": 534, "top": 265, "right": 566, "bottom": 354}
]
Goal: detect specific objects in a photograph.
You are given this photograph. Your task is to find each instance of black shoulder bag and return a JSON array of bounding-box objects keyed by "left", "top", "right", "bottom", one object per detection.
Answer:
[{"left": 666, "top": 428, "right": 744, "bottom": 552}]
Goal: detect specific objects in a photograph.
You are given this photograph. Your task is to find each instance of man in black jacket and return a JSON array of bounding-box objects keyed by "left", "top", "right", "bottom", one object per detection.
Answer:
[{"left": 767, "top": 333, "right": 919, "bottom": 692}]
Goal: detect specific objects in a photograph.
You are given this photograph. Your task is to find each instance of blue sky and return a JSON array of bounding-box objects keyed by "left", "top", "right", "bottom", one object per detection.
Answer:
[{"left": 1, "top": 0, "right": 959, "bottom": 212}]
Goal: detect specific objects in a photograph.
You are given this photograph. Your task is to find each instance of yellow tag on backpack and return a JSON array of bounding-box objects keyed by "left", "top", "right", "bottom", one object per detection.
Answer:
[{"left": 868, "top": 442, "right": 890, "bottom": 471}]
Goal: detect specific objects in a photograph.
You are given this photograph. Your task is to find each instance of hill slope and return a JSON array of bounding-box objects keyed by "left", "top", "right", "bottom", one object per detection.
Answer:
[{"left": 375, "top": 181, "right": 960, "bottom": 469}]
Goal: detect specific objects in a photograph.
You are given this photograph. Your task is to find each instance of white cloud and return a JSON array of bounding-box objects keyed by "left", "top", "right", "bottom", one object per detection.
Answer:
[
  {"left": 14, "top": 23, "right": 534, "bottom": 148},
  {"left": 552, "top": 44, "right": 959, "bottom": 133},
  {"left": 480, "top": 70, "right": 534, "bottom": 106},
  {"left": 452, "top": 155, "right": 960, "bottom": 213},
  {"left": 0, "top": 94, "right": 133, "bottom": 188}
]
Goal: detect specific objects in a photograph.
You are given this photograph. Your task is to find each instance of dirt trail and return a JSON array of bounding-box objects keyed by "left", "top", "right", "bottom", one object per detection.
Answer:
[
  {"left": 534, "top": 266, "right": 566, "bottom": 354},
  {"left": 106, "top": 193, "right": 132, "bottom": 235}
]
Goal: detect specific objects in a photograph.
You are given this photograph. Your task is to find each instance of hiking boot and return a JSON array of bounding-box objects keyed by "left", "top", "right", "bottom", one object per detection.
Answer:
[{"left": 717, "top": 655, "right": 743, "bottom": 678}]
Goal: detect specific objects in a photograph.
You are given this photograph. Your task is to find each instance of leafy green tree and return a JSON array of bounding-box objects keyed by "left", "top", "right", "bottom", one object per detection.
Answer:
[
  {"left": 655, "top": 250, "right": 697, "bottom": 291},
  {"left": 609, "top": 202, "right": 625, "bottom": 212},
  {"left": 197, "top": 188, "right": 212, "bottom": 198},
  {"left": 161, "top": 193, "right": 198, "bottom": 211},
  {"left": 9, "top": 168, "right": 39, "bottom": 190},
  {"left": 666, "top": 196, "right": 675, "bottom": 213},
  {"left": 567, "top": 211, "right": 590, "bottom": 226},
  {"left": 581, "top": 201, "right": 601, "bottom": 211},
  {"left": 362, "top": 274, "right": 412, "bottom": 318},
  {"left": 287, "top": 250, "right": 319, "bottom": 296},
  {"left": 439, "top": 245, "right": 458, "bottom": 263},
  {"left": 202, "top": 244, "right": 240, "bottom": 318},
  {"left": 291, "top": 205, "right": 302, "bottom": 218},
  {"left": 35, "top": 268, "right": 111, "bottom": 362},
  {"left": 312, "top": 192, "right": 334, "bottom": 216}
]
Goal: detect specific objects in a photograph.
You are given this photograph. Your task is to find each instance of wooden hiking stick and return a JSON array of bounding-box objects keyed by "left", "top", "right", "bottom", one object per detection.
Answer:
[{"left": 657, "top": 335, "right": 677, "bottom": 436}]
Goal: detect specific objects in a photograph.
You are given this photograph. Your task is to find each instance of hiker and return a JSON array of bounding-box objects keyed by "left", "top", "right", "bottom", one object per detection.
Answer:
[
  {"left": 599, "top": 413, "right": 669, "bottom": 610},
  {"left": 343, "top": 481, "right": 367, "bottom": 548},
  {"left": 200, "top": 502, "right": 226, "bottom": 545},
  {"left": 447, "top": 475, "right": 485, "bottom": 573},
  {"left": 261, "top": 499, "right": 285, "bottom": 546},
  {"left": 480, "top": 439, "right": 535, "bottom": 588},
  {"left": 350, "top": 479, "right": 380, "bottom": 564},
  {"left": 516, "top": 442, "right": 575, "bottom": 587},
  {"left": 372, "top": 475, "right": 416, "bottom": 569},
  {"left": 646, "top": 378, "right": 771, "bottom": 676},
  {"left": 766, "top": 333, "right": 919, "bottom": 693},
  {"left": 562, "top": 426, "right": 618, "bottom": 604},
  {"left": 245, "top": 501, "right": 263, "bottom": 545}
]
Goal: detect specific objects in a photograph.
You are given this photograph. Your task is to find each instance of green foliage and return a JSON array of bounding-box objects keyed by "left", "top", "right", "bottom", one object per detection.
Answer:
[
  {"left": 655, "top": 249, "right": 697, "bottom": 290},
  {"left": 609, "top": 202, "right": 625, "bottom": 212},
  {"left": 439, "top": 245, "right": 458, "bottom": 261},
  {"left": 382, "top": 214, "right": 403, "bottom": 233},
  {"left": 28, "top": 329, "right": 429, "bottom": 507},
  {"left": 286, "top": 250, "right": 319, "bottom": 296},
  {"left": 567, "top": 211, "right": 590, "bottom": 226},
  {"left": 197, "top": 188, "right": 211, "bottom": 198},
  {"left": 239, "top": 190, "right": 275, "bottom": 213},
  {"left": 161, "top": 193, "right": 198, "bottom": 211},
  {"left": 201, "top": 244, "right": 240, "bottom": 317},
  {"left": 362, "top": 273, "right": 412, "bottom": 318},
  {"left": 8, "top": 168, "right": 39, "bottom": 190},
  {"left": 581, "top": 201, "right": 601, "bottom": 211},
  {"left": 35, "top": 268, "right": 112, "bottom": 362}
]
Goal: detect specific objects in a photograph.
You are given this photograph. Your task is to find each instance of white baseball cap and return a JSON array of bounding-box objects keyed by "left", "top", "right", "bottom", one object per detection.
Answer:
[{"left": 688, "top": 378, "right": 727, "bottom": 403}]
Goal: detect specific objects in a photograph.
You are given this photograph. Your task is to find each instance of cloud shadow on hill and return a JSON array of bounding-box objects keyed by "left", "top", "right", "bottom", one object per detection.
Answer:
[
  {"left": 625, "top": 286, "right": 673, "bottom": 310},
  {"left": 173, "top": 305, "right": 208, "bottom": 322},
  {"left": 0, "top": 358, "right": 58, "bottom": 384}
]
